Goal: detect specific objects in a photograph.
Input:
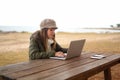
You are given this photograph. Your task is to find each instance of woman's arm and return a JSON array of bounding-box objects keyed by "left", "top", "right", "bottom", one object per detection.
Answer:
[
  {"left": 29, "top": 38, "right": 55, "bottom": 60},
  {"left": 55, "top": 43, "right": 68, "bottom": 53}
]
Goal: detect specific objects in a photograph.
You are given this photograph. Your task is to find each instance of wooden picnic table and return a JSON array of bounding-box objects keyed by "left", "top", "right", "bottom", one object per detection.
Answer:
[{"left": 0, "top": 52, "right": 120, "bottom": 80}]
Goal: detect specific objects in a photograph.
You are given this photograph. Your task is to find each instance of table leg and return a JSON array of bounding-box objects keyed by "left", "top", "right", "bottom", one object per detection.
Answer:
[
  {"left": 104, "top": 68, "right": 112, "bottom": 80},
  {"left": 72, "top": 78, "right": 88, "bottom": 80},
  {"left": 119, "top": 60, "right": 120, "bottom": 63},
  {"left": 83, "top": 78, "right": 88, "bottom": 80},
  {"left": 0, "top": 76, "right": 4, "bottom": 80},
  {"left": 68, "top": 77, "right": 88, "bottom": 80}
]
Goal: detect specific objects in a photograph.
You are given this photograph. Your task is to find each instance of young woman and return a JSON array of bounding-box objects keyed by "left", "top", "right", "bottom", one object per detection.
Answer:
[{"left": 29, "top": 19, "right": 67, "bottom": 60}]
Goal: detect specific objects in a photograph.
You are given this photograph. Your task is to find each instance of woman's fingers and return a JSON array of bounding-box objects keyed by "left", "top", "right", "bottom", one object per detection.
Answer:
[{"left": 55, "top": 52, "right": 64, "bottom": 57}]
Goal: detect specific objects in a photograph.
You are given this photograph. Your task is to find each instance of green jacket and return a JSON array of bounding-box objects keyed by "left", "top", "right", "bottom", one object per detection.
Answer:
[{"left": 29, "top": 30, "right": 67, "bottom": 60}]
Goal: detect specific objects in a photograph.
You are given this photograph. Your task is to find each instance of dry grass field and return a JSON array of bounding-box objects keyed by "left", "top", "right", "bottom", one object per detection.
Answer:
[{"left": 0, "top": 32, "right": 120, "bottom": 80}]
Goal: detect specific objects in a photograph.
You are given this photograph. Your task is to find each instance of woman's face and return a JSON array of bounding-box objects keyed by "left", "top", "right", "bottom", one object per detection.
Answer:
[{"left": 47, "top": 28, "right": 56, "bottom": 39}]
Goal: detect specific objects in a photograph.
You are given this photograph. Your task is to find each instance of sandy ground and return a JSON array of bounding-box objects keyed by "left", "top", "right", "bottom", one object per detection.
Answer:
[
  {"left": 0, "top": 33, "right": 30, "bottom": 52},
  {"left": 0, "top": 32, "right": 120, "bottom": 53}
]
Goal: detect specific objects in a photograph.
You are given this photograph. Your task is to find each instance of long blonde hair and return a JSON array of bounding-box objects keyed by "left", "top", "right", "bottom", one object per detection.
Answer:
[{"left": 40, "top": 28, "right": 56, "bottom": 51}]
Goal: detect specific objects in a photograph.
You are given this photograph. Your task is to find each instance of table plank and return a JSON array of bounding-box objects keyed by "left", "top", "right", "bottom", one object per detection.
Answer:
[
  {"left": 0, "top": 51, "right": 88, "bottom": 74},
  {"left": 0, "top": 59, "right": 58, "bottom": 74},
  {"left": 1, "top": 53, "right": 95, "bottom": 80},
  {"left": 17, "top": 53, "right": 113, "bottom": 80},
  {"left": 40, "top": 54, "right": 120, "bottom": 80},
  {"left": 0, "top": 52, "right": 119, "bottom": 80}
]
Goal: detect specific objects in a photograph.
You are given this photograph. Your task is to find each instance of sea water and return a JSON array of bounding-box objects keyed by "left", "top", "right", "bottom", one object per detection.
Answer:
[{"left": 0, "top": 26, "right": 120, "bottom": 33}]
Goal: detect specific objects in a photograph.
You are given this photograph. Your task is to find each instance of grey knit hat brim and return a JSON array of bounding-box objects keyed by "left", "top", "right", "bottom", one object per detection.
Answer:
[{"left": 41, "top": 26, "right": 58, "bottom": 29}]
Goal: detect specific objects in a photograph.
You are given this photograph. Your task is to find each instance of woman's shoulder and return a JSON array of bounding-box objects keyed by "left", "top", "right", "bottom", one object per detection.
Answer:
[{"left": 30, "top": 30, "right": 41, "bottom": 40}]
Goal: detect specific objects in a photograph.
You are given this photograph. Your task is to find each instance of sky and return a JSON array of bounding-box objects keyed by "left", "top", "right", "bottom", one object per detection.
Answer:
[{"left": 0, "top": 0, "right": 120, "bottom": 29}]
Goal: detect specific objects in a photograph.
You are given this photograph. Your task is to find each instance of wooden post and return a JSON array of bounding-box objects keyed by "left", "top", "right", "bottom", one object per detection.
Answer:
[
  {"left": 104, "top": 68, "right": 112, "bottom": 80},
  {"left": 67, "top": 77, "right": 88, "bottom": 80}
]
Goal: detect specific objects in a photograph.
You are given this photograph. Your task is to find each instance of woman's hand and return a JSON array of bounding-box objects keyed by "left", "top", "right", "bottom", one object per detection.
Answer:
[{"left": 55, "top": 51, "right": 65, "bottom": 57}]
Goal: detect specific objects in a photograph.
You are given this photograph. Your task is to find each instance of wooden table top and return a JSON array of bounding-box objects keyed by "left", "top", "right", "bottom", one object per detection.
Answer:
[{"left": 0, "top": 52, "right": 120, "bottom": 80}]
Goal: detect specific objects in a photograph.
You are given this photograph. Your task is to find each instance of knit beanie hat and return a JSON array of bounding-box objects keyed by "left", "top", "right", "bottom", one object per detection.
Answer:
[{"left": 40, "top": 19, "right": 58, "bottom": 29}]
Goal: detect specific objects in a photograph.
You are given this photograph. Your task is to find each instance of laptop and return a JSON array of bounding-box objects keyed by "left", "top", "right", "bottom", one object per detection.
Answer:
[{"left": 50, "top": 39, "right": 86, "bottom": 60}]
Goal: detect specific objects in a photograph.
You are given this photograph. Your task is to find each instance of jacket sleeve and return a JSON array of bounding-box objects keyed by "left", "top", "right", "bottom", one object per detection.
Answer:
[
  {"left": 55, "top": 43, "right": 68, "bottom": 53},
  {"left": 29, "top": 38, "right": 55, "bottom": 60}
]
